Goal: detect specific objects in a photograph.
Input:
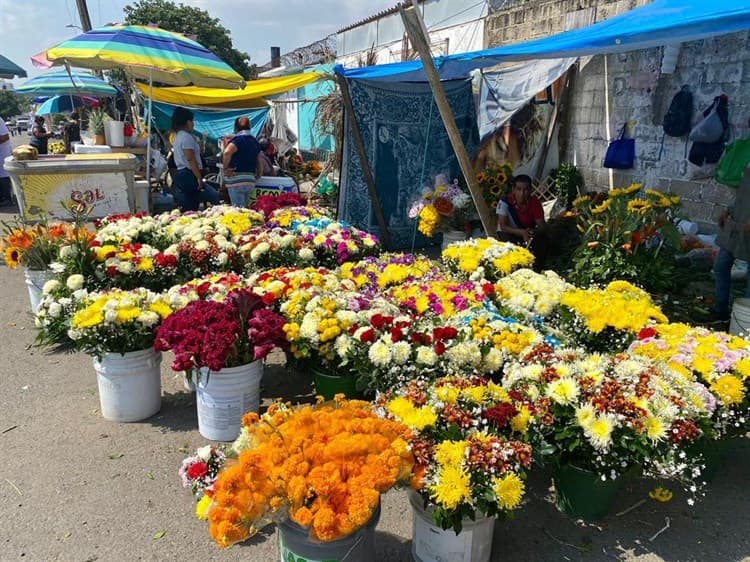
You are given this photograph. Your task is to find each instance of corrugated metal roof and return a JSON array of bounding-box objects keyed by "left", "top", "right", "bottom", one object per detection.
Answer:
[{"left": 336, "top": 1, "right": 426, "bottom": 34}]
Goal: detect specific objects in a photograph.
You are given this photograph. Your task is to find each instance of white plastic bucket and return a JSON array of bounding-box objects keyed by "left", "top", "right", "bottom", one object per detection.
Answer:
[
  {"left": 441, "top": 230, "right": 468, "bottom": 251},
  {"left": 278, "top": 502, "right": 379, "bottom": 562},
  {"left": 409, "top": 490, "right": 495, "bottom": 562},
  {"left": 93, "top": 348, "right": 162, "bottom": 422},
  {"left": 729, "top": 298, "right": 750, "bottom": 336},
  {"left": 24, "top": 268, "right": 55, "bottom": 313},
  {"left": 196, "top": 360, "right": 263, "bottom": 441},
  {"left": 134, "top": 180, "right": 150, "bottom": 213},
  {"left": 104, "top": 120, "right": 125, "bottom": 147}
]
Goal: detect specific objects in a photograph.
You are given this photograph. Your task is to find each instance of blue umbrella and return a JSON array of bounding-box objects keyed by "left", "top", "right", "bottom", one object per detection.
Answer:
[
  {"left": 16, "top": 70, "right": 117, "bottom": 96},
  {"left": 35, "top": 95, "right": 100, "bottom": 115}
]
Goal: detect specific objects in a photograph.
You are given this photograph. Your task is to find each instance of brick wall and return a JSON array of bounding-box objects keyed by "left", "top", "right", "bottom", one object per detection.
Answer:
[{"left": 486, "top": 0, "right": 750, "bottom": 232}]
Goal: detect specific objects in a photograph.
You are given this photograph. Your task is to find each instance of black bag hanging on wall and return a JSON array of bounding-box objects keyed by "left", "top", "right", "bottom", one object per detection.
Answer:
[
  {"left": 688, "top": 94, "right": 730, "bottom": 167},
  {"left": 603, "top": 125, "right": 635, "bottom": 169},
  {"left": 663, "top": 86, "right": 693, "bottom": 137}
]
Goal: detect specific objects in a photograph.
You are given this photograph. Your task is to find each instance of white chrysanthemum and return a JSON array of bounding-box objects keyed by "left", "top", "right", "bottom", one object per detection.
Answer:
[
  {"left": 416, "top": 346, "right": 438, "bottom": 366},
  {"left": 575, "top": 403, "right": 597, "bottom": 428},
  {"left": 334, "top": 334, "right": 353, "bottom": 358},
  {"left": 117, "top": 261, "right": 133, "bottom": 274},
  {"left": 583, "top": 414, "right": 616, "bottom": 450},
  {"left": 250, "top": 242, "right": 271, "bottom": 262},
  {"left": 446, "top": 341, "right": 483, "bottom": 369},
  {"left": 194, "top": 240, "right": 210, "bottom": 251},
  {"left": 164, "top": 244, "right": 179, "bottom": 256},
  {"left": 42, "top": 279, "right": 61, "bottom": 294},
  {"left": 66, "top": 274, "right": 84, "bottom": 291},
  {"left": 216, "top": 252, "right": 228, "bottom": 266},
  {"left": 368, "top": 340, "right": 393, "bottom": 367},
  {"left": 137, "top": 311, "right": 160, "bottom": 327},
  {"left": 104, "top": 309, "right": 118, "bottom": 323},
  {"left": 72, "top": 289, "right": 88, "bottom": 300},
  {"left": 299, "top": 248, "right": 315, "bottom": 261},
  {"left": 50, "top": 261, "right": 66, "bottom": 273},
  {"left": 59, "top": 245, "right": 77, "bottom": 259},
  {"left": 483, "top": 347, "right": 504, "bottom": 373},
  {"left": 391, "top": 341, "right": 411, "bottom": 365},
  {"left": 545, "top": 377, "right": 580, "bottom": 405},
  {"left": 299, "top": 316, "right": 320, "bottom": 341},
  {"left": 614, "top": 358, "right": 645, "bottom": 378},
  {"left": 644, "top": 415, "right": 668, "bottom": 442},
  {"left": 48, "top": 302, "right": 62, "bottom": 318}
]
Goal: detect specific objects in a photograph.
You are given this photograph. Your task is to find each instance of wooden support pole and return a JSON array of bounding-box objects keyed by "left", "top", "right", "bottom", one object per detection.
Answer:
[
  {"left": 399, "top": 4, "right": 495, "bottom": 237},
  {"left": 335, "top": 74, "right": 393, "bottom": 250},
  {"left": 534, "top": 66, "right": 575, "bottom": 181}
]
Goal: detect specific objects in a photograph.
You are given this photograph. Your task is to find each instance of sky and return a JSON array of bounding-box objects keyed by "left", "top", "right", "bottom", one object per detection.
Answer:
[{"left": 0, "top": 0, "right": 397, "bottom": 84}]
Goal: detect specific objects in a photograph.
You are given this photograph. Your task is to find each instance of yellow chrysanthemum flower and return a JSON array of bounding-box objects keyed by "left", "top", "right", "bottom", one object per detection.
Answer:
[
  {"left": 428, "top": 465, "right": 472, "bottom": 510},
  {"left": 195, "top": 494, "right": 212, "bottom": 520},
  {"left": 645, "top": 415, "right": 667, "bottom": 442},
  {"left": 710, "top": 374, "right": 745, "bottom": 405},
  {"left": 584, "top": 415, "right": 615, "bottom": 450},
  {"left": 649, "top": 487, "right": 673, "bottom": 502},
  {"left": 511, "top": 405, "right": 532, "bottom": 433},
  {"left": 546, "top": 377, "right": 579, "bottom": 405},
  {"left": 433, "top": 440, "right": 468, "bottom": 468},
  {"left": 71, "top": 306, "right": 104, "bottom": 329},
  {"left": 493, "top": 472, "right": 525, "bottom": 510}
]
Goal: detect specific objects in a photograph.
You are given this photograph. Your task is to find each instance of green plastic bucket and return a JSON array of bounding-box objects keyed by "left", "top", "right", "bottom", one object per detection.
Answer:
[
  {"left": 552, "top": 464, "right": 623, "bottom": 521},
  {"left": 312, "top": 369, "right": 362, "bottom": 401}
]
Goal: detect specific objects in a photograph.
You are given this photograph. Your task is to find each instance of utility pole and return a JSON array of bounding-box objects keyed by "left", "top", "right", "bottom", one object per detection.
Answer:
[{"left": 75, "top": 0, "right": 93, "bottom": 31}]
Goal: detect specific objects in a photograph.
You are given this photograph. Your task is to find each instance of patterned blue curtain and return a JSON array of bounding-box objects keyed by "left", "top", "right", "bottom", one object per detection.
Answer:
[{"left": 339, "top": 79, "right": 478, "bottom": 249}]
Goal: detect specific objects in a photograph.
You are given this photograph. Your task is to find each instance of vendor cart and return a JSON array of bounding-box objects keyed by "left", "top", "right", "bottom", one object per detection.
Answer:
[{"left": 4, "top": 153, "right": 137, "bottom": 221}]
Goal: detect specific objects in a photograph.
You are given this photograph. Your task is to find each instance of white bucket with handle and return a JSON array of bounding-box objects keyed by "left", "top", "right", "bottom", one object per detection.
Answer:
[{"left": 729, "top": 298, "right": 750, "bottom": 336}]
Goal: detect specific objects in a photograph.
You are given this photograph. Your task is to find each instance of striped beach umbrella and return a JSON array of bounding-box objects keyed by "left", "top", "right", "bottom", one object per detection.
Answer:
[
  {"left": 42, "top": 24, "right": 245, "bottom": 89},
  {"left": 35, "top": 95, "right": 100, "bottom": 115},
  {"left": 38, "top": 24, "right": 245, "bottom": 181},
  {"left": 16, "top": 70, "right": 117, "bottom": 97},
  {"left": 0, "top": 54, "right": 26, "bottom": 79}
]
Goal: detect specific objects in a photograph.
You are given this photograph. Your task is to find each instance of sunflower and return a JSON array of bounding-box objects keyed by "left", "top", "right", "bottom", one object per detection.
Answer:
[
  {"left": 489, "top": 183, "right": 503, "bottom": 196},
  {"left": 3, "top": 246, "right": 22, "bottom": 269}
]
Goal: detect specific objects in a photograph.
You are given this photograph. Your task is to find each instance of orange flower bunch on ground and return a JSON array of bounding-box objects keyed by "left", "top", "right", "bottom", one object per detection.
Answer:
[
  {"left": 206, "top": 397, "right": 414, "bottom": 547},
  {"left": 1, "top": 216, "right": 79, "bottom": 270}
]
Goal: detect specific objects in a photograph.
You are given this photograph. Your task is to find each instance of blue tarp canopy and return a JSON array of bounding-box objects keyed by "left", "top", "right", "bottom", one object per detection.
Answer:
[
  {"left": 335, "top": 0, "right": 750, "bottom": 82},
  {"left": 149, "top": 101, "right": 269, "bottom": 143}
]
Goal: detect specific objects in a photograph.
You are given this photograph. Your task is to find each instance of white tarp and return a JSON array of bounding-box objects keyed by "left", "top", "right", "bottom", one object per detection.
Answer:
[{"left": 477, "top": 57, "right": 576, "bottom": 140}]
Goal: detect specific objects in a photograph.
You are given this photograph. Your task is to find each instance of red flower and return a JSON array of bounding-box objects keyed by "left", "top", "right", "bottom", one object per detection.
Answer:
[
  {"left": 186, "top": 461, "right": 208, "bottom": 480},
  {"left": 359, "top": 328, "right": 375, "bottom": 344},
  {"left": 482, "top": 402, "right": 518, "bottom": 428},
  {"left": 638, "top": 327, "right": 657, "bottom": 340},
  {"left": 434, "top": 341, "right": 446, "bottom": 356}
]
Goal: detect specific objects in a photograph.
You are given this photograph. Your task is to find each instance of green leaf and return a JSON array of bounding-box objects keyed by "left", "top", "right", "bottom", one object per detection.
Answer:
[
  {"left": 108, "top": 453, "right": 124, "bottom": 460},
  {"left": 146, "top": 471, "right": 154, "bottom": 480},
  {"left": 152, "top": 530, "right": 166, "bottom": 540}
]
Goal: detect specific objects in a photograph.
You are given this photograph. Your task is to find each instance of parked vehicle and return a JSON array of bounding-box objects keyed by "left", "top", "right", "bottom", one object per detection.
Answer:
[{"left": 15, "top": 118, "right": 30, "bottom": 134}]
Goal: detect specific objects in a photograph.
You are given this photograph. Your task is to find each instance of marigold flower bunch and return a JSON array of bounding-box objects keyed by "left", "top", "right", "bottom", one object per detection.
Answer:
[
  {"left": 264, "top": 204, "right": 332, "bottom": 229},
  {"left": 502, "top": 344, "right": 713, "bottom": 494},
  {"left": 59, "top": 286, "right": 176, "bottom": 358},
  {"left": 408, "top": 176, "right": 473, "bottom": 237},
  {"left": 154, "top": 288, "right": 287, "bottom": 374},
  {"left": 441, "top": 238, "right": 535, "bottom": 283},
  {"left": 292, "top": 218, "right": 381, "bottom": 268},
  {"left": 629, "top": 323, "right": 750, "bottom": 437},
  {"left": 204, "top": 398, "right": 414, "bottom": 546},
  {"left": 346, "top": 311, "right": 542, "bottom": 393},
  {"left": 382, "top": 375, "right": 532, "bottom": 533},
  {"left": 558, "top": 280, "right": 668, "bottom": 352},
  {"left": 1, "top": 215, "right": 79, "bottom": 270},
  {"left": 493, "top": 268, "right": 572, "bottom": 321}
]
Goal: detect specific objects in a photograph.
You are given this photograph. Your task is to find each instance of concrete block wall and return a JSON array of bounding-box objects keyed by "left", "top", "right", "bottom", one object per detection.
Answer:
[{"left": 486, "top": 0, "right": 750, "bottom": 233}]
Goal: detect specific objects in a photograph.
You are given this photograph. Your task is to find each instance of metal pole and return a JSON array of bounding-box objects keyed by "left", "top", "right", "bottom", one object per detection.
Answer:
[
  {"left": 335, "top": 74, "right": 393, "bottom": 250},
  {"left": 399, "top": 4, "right": 495, "bottom": 237},
  {"left": 146, "top": 69, "right": 153, "bottom": 185}
]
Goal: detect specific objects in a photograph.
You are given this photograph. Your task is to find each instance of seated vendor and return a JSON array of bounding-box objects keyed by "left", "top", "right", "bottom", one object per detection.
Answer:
[{"left": 496, "top": 174, "right": 549, "bottom": 271}]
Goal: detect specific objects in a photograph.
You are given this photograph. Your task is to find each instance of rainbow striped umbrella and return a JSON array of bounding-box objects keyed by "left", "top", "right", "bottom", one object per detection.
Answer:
[
  {"left": 39, "top": 24, "right": 244, "bottom": 181},
  {"left": 42, "top": 24, "right": 244, "bottom": 89},
  {"left": 16, "top": 70, "right": 117, "bottom": 97}
]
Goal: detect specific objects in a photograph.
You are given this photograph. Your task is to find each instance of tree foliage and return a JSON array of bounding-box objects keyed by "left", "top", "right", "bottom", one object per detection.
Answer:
[
  {"left": 0, "top": 90, "right": 26, "bottom": 119},
  {"left": 123, "top": 0, "right": 254, "bottom": 79}
]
